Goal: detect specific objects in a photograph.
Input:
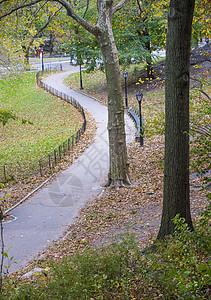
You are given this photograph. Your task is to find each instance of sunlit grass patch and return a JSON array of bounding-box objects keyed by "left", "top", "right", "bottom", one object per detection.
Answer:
[
  {"left": 0, "top": 73, "right": 83, "bottom": 166},
  {"left": 65, "top": 67, "right": 106, "bottom": 91}
]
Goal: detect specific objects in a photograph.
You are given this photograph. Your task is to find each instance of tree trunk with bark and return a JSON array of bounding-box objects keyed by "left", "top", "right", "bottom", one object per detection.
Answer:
[
  {"left": 96, "top": 2, "right": 130, "bottom": 186},
  {"left": 157, "top": 0, "right": 195, "bottom": 239},
  {"left": 60, "top": 0, "right": 131, "bottom": 186}
]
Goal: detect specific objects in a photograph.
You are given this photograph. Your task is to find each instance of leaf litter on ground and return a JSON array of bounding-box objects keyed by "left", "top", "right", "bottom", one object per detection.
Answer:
[{"left": 4, "top": 52, "right": 211, "bottom": 278}]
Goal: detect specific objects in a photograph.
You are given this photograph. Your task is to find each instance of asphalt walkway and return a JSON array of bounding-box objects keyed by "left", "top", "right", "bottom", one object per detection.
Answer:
[{"left": 3, "top": 66, "right": 135, "bottom": 273}]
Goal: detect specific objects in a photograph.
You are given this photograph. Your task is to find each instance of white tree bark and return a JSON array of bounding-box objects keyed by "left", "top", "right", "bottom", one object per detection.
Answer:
[{"left": 57, "top": 0, "right": 131, "bottom": 186}]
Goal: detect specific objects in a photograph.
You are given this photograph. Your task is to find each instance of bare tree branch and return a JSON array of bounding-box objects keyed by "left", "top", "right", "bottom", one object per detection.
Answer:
[
  {"left": 112, "top": 0, "right": 131, "bottom": 14},
  {"left": 0, "top": 0, "right": 43, "bottom": 20},
  {"left": 190, "top": 76, "right": 211, "bottom": 101},
  {"left": 83, "top": 0, "right": 90, "bottom": 18},
  {"left": 55, "top": 0, "right": 97, "bottom": 35}
]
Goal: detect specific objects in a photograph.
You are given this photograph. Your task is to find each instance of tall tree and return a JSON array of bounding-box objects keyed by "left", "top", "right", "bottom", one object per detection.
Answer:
[
  {"left": 112, "top": 0, "right": 168, "bottom": 73},
  {"left": 157, "top": 0, "right": 195, "bottom": 238},
  {"left": 19, "top": 4, "right": 62, "bottom": 66},
  {"left": 0, "top": 0, "right": 131, "bottom": 187},
  {"left": 58, "top": 0, "right": 131, "bottom": 186},
  {"left": 0, "top": 2, "right": 62, "bottom": 69}
]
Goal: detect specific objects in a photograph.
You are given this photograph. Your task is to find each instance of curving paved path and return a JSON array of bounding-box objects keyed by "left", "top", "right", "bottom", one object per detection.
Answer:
[{"left": 3, "top": 66, "right": 135, "bottom": 273}]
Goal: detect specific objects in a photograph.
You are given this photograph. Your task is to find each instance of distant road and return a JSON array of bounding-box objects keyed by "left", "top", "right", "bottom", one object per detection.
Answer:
[
  {"left": 30, "top": 57, "right": 74, "bottom": 71},
  {"left": 30, "top": 42, "right": 207, "bottom": 71}
]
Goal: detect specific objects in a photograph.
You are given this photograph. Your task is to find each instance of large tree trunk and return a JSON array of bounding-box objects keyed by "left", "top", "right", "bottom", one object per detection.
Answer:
[
  {"left": 97, "top": 2, "right": 130, "bottom": 187},
  {"left": 157, "top": 0, "right": 195, "bottom": 238},
  {"left": 55, "top": 0, "right": 131, "bottom": 187}
]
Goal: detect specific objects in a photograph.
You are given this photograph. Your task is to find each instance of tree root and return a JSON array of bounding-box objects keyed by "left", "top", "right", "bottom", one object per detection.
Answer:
[{"left": 105, "top": 177, "right": 132, "bottom": 189}]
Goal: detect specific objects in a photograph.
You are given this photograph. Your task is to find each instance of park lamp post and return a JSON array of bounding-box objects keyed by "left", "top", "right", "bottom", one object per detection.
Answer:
[
  {"left": 123, "top": 71, "right": 128, "bottom": 108},
  {"left": 136, "top": 91, "right": 144, "bottom": 147},
  {"left": 79, "top": 54, "right": 83, "bottom": 90},
  {"left": 41, "top": 47, "right": 44, "bottom": 72},
  {"left": 79, "top": 63, "right": 83, "bottom": 89}
]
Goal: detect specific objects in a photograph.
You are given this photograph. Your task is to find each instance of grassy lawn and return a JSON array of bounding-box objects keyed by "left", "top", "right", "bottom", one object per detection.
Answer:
[
  {"left": 65, "top": 63, "right": 150, "bottom": 93},
  {"left": 0, "top": 73, "right": 83, "bottom": 166},
  {"left": 65, "top": 65, "right": 166, "bottom": 136}
]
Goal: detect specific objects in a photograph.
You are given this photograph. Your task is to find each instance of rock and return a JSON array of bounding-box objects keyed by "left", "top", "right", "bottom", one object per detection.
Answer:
[{"left": 21, "top": 267, "right": 44, "bottom": 279}]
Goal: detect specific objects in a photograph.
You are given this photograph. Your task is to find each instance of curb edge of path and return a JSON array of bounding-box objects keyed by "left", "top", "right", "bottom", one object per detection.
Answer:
[{"left": 4, "top": 174, "right": 55, "bottom": 216}]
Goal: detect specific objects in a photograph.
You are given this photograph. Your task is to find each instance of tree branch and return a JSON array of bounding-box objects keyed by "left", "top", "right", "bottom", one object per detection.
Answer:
[
  {"left": 75, "top": 0, "right": 90, "bottom": 35},
  {"left": 55, "top": 0, "right": 97, "bottom": 35},
  {"left": 0, "top": 0, "right": 43, "bottom": 20},
  {"left": 190, "top": 123, "right": 211, "bottom": 137},
  {"left": 136, "top": 0, "right": 143, "bottom": 15},
  {"left": 83, "top": 0, "right": 90, "bottom": 19},
  {"left": 28, "top": 7, "right": 62, "bottom": 50},
  {"left": 190, "top": 76, "right": 211, "bottom": 101},
  {"left": 199, "top": 89, "right": 211, "bottom": 101},
  {"left": 0, "top": 0, "right": 10, "bottom": 5},
  {"left": 112, "top": 0, "right": 131, "bottom": 14},
  {"left": 0, "top": 0, "right": 98, "bottom": 36}
]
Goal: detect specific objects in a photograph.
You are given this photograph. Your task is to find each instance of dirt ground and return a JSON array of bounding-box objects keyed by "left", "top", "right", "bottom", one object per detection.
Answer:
[{"left": 14, "top": 134, "right": 209, "bottom": 277}]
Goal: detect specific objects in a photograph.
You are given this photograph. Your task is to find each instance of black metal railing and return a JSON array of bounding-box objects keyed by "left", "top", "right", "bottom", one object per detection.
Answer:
[
  {"left": 0, "top": 71, "right": 86, "bottom": 182},
  {"left": 128, "top": 105, "right": 144, "bottom": 142}
]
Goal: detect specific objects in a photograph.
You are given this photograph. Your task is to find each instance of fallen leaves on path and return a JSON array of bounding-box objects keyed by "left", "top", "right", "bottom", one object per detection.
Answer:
[{"left": 16, "top": 135, "right": 209, "bottom": 278}]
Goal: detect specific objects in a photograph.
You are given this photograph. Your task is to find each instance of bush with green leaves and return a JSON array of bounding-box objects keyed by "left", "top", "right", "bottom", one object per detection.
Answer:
[
  {"left": 1, "top": 210, "right": 210, "bottom": 299},
  {"left": 1, "top": 235, "right": 142, "bottom": 299},
  {"left": 140, "top": 211, "right": 211, "bottom": 299}
]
